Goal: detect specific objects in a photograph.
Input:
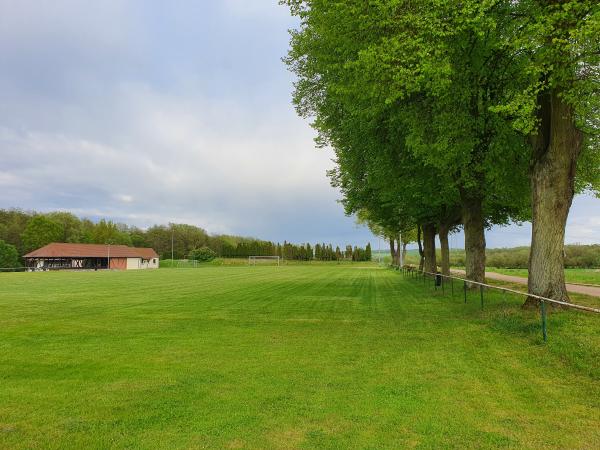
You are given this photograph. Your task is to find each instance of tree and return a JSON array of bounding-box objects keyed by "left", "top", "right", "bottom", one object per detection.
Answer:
[
  {"left": 344, "top": 245, "right": 352, "bottom": 260},
  {"left": 0, "top": 239, "right": 19, "bottom": 268},
  {"left": 365, "top": 243, "right": 372, "bottom": 261},
  {"left": 45, "top": 212, "right": 83, "bottom": 242},
  {"left": 91, "top": 219, "right": 132, "bottom": 246},
  {"left": 314, "top": 243, "right": 322, "bottom": 260},
  {"left": 400, "top": 228, "right": 418, "bottom": 269},
  {"left": 21, "top": 216, "right": 63, "bottom": 252},
  {"left": 496, "top": 0, "right": 600, "bottom": 304},
  {"left": 129, "top": 227, "right": 150, "bottom": 248},
  {"left": 0, "top": 209, "right": 31, "bottom": 255},
  {"left": 335, "top": 246, "right": 342, "bottom": 260},
  {"left": 283, "top": 0, "right": 530, "bottom": 285}
]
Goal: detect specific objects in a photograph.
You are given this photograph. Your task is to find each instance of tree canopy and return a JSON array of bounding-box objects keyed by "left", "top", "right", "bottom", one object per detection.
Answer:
[{"left": 283, "top": 0, "right": 599, "bottom": 302}]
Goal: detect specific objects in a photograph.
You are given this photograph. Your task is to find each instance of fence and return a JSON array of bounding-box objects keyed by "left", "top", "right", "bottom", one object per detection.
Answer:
[
  {"left": 399, "top": 265, "right": 600, "bottom": 342},
  {"left": 0, "top": 267, "right": 28, "bottom": 273}
]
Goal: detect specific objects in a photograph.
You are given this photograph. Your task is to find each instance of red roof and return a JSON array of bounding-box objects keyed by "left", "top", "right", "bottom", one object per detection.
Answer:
[{"left": 24, "top": 243, "right": 158, "bottom": 259}]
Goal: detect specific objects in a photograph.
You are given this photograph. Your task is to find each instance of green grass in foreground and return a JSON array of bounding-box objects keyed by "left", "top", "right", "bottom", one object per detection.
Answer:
[
  {"left": 1, "top": 266, "right": 599, "bottom": 449},
  {"left": 486, "top": 267, "right": 600, "bottom": 286}
]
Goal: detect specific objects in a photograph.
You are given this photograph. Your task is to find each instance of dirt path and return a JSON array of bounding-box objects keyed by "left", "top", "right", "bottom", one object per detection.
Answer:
[{"left": 452, "top": 269, "right": 600, "bottom": 298}]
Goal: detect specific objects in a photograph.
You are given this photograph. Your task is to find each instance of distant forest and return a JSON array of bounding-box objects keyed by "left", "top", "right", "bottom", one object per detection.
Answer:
[{"left": 0, "top": 209, "right": 371, "bottom": 266}]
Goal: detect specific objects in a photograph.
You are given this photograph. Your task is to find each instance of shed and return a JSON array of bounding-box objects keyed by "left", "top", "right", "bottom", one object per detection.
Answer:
[{"left": 23, "top": 243, "right": 159, "bottom": 270}]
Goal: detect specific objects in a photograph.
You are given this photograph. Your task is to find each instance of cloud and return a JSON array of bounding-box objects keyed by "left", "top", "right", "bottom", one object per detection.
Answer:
[
  {"left": 0, "top": 0, "right": 356, "bottom": 244},
  {"left": 116, "top": 194, "right": 134, "bottom": 204},
  {"left": 0, "top": 79, "right": 344, "bottom": 240}
]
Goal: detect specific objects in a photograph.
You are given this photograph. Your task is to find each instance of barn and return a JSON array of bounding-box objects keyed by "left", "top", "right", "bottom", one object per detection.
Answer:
[{"left": 24, "top": 243, "right": 159, "bottom": 271}]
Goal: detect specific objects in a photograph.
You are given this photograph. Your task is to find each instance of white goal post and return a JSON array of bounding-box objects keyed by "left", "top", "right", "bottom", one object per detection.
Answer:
[{"left": 248, "top": 256, "right": 280, "bottom": 266}]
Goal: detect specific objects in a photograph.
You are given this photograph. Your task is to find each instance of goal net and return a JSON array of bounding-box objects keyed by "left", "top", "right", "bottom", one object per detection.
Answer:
[{"left": 248, "top": 256, "right": 280, "bottom": 266}]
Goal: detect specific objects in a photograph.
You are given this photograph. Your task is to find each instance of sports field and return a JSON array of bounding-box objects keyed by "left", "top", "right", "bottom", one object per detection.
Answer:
[{"left": 1, "top": 265, "right": 599, "bottom": 449}]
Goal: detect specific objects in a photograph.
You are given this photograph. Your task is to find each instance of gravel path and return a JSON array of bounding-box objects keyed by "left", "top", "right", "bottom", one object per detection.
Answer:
[{"left": 452, "top": 269, "right": 600, "bottom": 298}]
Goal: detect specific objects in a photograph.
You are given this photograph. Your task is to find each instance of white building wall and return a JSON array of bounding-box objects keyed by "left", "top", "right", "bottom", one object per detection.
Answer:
[
  {"left": 127, "top": 258, "right": 141, "bottom": 270},
  {"left": 124, "top": 257, "right": 159, "bottom": 270}
]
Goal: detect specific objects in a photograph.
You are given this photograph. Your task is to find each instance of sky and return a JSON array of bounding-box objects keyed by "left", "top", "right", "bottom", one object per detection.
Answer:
[{"left": 0, "top": 0, "right": 598, "bottom": 249}]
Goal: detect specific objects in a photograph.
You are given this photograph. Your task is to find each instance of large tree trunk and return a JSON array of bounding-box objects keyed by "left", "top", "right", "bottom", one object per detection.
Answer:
[
  {"left": 422, "top": 223, "right": 437, "bottom": 273},
  {"left": 389, "top": 238, "right": 396, "bottom": 265},
  {"left": 439, "top": 223, "right": 450, "bottom": 276},
  {"left": 461, "top": 195, "right": 486, "bottom": 284},
  {"left": 526, "top": 90, "right": 582, "bottom": 307},
  {"left": 402, "top": 242, "right": 408, "bottom": 266},
  {"left": 417, "top": 225, "right": 424, "bottom": 271}
]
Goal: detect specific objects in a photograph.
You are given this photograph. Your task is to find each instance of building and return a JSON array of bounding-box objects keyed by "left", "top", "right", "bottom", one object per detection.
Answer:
[{"left": 24, "top": 243, "right": 159, "bottom": 271}]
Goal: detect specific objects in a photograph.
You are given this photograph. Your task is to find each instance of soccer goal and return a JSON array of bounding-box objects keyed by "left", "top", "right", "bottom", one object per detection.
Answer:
[{"left": 248, "top": 256, "right": 281, "bottom": 266}]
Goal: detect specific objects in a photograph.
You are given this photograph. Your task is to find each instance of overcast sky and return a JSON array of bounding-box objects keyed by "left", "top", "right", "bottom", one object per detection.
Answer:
[{"left": 0, "top": 0, "right": 598, "bottom": 249}]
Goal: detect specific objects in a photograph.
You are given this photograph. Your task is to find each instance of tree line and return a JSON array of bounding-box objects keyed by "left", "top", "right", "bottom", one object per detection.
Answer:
[
  {"left": 0, "top": 209, "right": 372, "bottom": 266},
  {"left": 282, "top": 0, "right": 599, "bottom": 306}
]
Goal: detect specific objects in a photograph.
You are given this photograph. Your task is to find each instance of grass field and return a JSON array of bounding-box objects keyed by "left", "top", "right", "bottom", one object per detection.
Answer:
[
  {"left": 486, "top": 267, "right": 600, "bottom": 286},
  {"left": 159, "top": 258, "right": 372, "bottom": 268},
  {"left": 1, "top": 265, "right": 599, "bottom": 449}
]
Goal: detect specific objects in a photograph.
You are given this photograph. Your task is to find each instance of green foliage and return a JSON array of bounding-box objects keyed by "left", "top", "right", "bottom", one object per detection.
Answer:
[
  {"left": 90, "top": 219, "right": 132, "bottom": 246},
  {"left": 485, "top": 245, "right": 600, "bottom": 269},
  {"left": 0, "top": 239, "right": 19, "bottom": 268},
  {"left": 0, "top": 208, "right": 370, "bottom": 264},
  {"left": 0, "top": 209, "right": 33, "bottom": 255},
  {"left": 283, "top": 0, "right": 531, "bottom": 253},
  {"left": 45, "top": 212, "right": 84, "bottom": 242},
  {"left": 21, "top": 215, "right": 63, "bottom": 253},
  {"left": 404, "top": 245, "right": 600, "bottom": 269},
  {"left": 189, "top": 246, "right": 217, "bottom": 262}
]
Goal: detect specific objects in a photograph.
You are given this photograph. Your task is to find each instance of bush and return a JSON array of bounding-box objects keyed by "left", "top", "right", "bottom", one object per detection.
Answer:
[
  {"left": 189, "top": 246, "right": 217, "bottom": 262},
  {"left": 436, "top": 244, "right": 600, "bottom": 269}
]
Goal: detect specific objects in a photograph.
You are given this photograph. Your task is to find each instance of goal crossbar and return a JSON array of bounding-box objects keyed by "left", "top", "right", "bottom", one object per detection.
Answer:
[{"left": 248, "top": 256, "right": 280, "bottom": 266}]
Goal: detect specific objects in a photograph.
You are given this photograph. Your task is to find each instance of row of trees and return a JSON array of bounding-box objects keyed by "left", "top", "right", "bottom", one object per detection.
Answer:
[
  {"left": 314, "top": 243, "right": 372, "bottom": 261},
  {"left": 224, "top": 241, "right": 372, "bottom": 261},
  {"left": 0, "top": 209, "right": 214, "bottom": 260},
  {"left": 0, "top": 209, "right": 372, "bottom": 266},
  {"left": 283, "top": 0, "right": 599, "bottom": 305}
]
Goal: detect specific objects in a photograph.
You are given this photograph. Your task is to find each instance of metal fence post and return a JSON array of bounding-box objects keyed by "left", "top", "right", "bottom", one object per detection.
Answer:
[
  {"left": 451, "top": 277, "right": 454, "bottom": 298},
  {"left": 541, "top": 300, "right": 547, "bottom": 342},
  {"left": 464, "top": 281, "right": 467, "bottom": 304},
  {"left": 442, "top": 276, "right": 444, "bottom": 294}
]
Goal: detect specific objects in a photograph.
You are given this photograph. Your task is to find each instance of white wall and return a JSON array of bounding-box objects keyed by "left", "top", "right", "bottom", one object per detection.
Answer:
[
  {"left": 127, "top": 258, "right": 141, "bottom": 270},
  {"left": 126, "top": 257, "right": 158, "bottom": 269}
]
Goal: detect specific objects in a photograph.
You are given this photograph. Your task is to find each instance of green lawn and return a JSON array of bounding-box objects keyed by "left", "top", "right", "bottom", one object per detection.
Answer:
[
  {"left": 1, "top": 266, "right": 599, "bottom": 449},
  {"left": 160, "top": 258, "right": 379, "bottom": 268},
  {"left": 487, "top": 267, "right": 600, "bottom": 286}
]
